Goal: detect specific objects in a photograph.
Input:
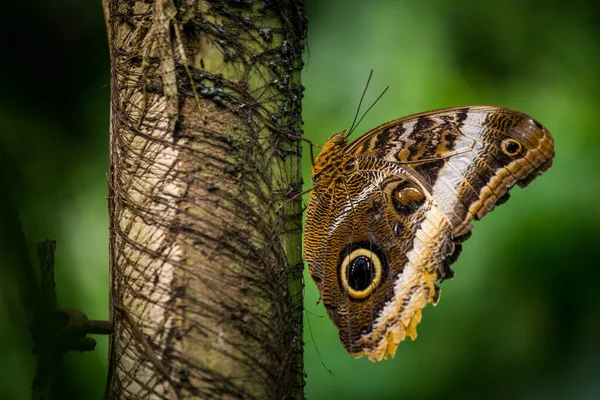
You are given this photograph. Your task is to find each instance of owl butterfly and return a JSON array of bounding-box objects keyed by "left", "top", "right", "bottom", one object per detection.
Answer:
[{"left": 304, "top": 105, "right": 554, "bottom": 362}]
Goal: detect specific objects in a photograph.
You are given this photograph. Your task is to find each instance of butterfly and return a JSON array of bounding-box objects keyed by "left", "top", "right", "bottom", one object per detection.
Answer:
[{"left": 303, "top": 104, "right": 554, "bottom": 362}]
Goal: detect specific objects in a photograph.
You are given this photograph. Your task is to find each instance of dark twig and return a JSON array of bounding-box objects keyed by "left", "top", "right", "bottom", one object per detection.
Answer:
[
  {"left": 30, "top": 241, "right": 113, "bottom": 400},
  {"left": 31, "top": 239, "right": 58, "bottom": 400}
]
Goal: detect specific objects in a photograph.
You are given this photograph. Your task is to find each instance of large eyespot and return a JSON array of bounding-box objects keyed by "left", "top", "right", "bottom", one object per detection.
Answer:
[
  {"left": 390, "top": 181, "right": 426, "bottom": 215},
  {"left": 501, "top": 138, "right": 522, "bottom": 156},
  {"left": 340, "top": 249, "right": 382, "bottom": 299},
  {"left": 338, "top": 242, "right": 388, "bottom": 300}
]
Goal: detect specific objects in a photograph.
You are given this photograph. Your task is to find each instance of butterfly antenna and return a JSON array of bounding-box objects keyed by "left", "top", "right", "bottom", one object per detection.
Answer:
[
  {"left": 347, "top": 69, "right": 374, "bottom": 138},
  {"left": 347, "top": 84, "right": 389, "bottom": 138}
]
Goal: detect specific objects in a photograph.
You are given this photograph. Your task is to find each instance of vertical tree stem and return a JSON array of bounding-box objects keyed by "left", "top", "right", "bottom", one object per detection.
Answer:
[{"left": 105, "top": 1, "right": 306, "bottom": 398}]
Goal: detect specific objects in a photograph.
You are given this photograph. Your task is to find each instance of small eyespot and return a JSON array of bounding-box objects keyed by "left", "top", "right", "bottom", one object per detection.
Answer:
[
  {"left": 340, "top": 248, "right": 383, "bottom": 299},
  {"left": 501, "top": 138, "right": 522, "bottom": 156},
  {"left": 391, "top": 181, "right": 426, "bottom": 215}
]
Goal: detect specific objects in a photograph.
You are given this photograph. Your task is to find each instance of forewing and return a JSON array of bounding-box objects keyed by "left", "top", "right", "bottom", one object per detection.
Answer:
[{"left": 346, "top": 106, "right": 555, "bottom": 236}]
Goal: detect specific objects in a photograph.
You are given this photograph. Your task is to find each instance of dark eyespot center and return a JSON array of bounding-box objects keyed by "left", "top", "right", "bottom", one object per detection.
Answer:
[
  {"left": 348, "top": 256, "right": 374, "bottom": 291},
  {"left": 503, "top": 139, "right": 522, "bottom": 156}
]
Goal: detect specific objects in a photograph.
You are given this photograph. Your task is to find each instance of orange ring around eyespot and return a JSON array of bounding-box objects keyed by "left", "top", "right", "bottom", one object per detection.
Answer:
[
  {"left": 501, "top": 138, "right": 523, "bottom": 156},
  {"left": 340, "top": 248, "right": 383, "bottom": 299}
]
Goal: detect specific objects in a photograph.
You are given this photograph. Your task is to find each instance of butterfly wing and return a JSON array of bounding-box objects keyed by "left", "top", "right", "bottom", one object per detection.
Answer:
[
  {"left": 346, "top": 106, "right": 555, "bottom": 235},
  {"left": 305, "top": 163, "right": 454, "bottom": 361},
  {"left": 304, "top": 106, "right": 554, "bottom": 362}
]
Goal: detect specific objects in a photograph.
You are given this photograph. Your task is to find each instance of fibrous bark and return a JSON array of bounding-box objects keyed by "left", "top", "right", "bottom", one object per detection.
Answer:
[{"left": 104, "top": 1, "right": 306, "bottom": 398}]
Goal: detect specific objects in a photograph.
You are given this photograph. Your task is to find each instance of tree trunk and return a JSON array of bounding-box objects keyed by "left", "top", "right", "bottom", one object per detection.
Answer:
[{"left": 104, "top": 1, "right": 306, "bottom": 398}]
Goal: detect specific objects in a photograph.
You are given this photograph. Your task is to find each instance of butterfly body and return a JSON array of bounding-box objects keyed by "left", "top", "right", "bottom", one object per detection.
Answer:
[{"left": 304, "top": 106, "right": 554, "bottom": 362}]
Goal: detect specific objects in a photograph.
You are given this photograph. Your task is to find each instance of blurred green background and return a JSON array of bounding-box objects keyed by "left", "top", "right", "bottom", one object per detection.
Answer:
[{"left": 1, "top": 0, "right": 599, "bottom": 399}]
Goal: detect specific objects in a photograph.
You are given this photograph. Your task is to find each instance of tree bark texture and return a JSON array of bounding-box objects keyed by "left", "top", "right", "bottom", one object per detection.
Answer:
[{"left": 104, "top": 1, "right": 306, "bottom": 398}]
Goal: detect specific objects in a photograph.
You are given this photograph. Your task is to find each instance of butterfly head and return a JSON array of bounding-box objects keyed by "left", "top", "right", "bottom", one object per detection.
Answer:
[
  {"left": 311, "top": 131, "right": 349, "bottom": 184},
  {"left": 326, "top": 130, "right": 348, "bottom": 145}
]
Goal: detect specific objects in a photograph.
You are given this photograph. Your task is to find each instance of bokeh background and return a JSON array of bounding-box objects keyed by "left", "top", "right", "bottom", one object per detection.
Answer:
[{"left": 1, "top": 1, "right": 599, "bottom": 399}]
